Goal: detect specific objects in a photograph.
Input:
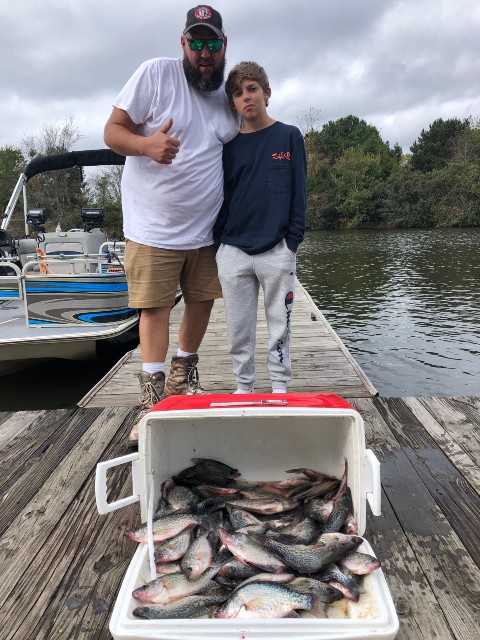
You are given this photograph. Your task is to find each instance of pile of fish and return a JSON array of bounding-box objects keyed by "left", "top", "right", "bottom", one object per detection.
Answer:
[{"left": 126, "top": 458, "right": 381, "bottom": 619}]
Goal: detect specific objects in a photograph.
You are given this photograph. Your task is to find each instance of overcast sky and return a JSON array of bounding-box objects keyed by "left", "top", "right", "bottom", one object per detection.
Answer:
[{"left": 1, "top": 0, "right": 479, "bottom": 156}]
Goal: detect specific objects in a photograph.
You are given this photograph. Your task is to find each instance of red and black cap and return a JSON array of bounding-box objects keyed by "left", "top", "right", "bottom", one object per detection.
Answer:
[{"left": 183, "top": 5, "right": 224, "bottom": 37}]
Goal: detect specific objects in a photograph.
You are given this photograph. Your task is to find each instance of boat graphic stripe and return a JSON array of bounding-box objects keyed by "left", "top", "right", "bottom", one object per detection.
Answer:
[
  {"left": 28, "top": 307, "right": 136, "bottom": 326},
  {"left": 25, "top": 282, "right": 128, "bottom": 293}
]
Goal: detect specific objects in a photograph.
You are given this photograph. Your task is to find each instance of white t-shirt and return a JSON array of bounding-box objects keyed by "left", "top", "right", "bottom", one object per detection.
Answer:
[{"left": 113, "top": 57, "right": 239, "bottom": 249}]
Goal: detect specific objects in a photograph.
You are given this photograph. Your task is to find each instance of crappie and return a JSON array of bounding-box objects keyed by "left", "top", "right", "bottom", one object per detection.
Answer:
[
  {"left": 153, "top": 530, "right": 193, "bottom": 563},
  {"left": 218, "top": 528, "right": 287, "bottom": 573},
  {"left": 338, "top": 551, "right": 381, "bottom": 574},
  {"left": 174, "top": 458, "right": 240, "bottom": 487},
  {"left": 221, "top": 497, "right": 299, "bottom": 515},
  {"left": 132, "top": 565, "right": 221, "bottom": 604},
  {"left": 263, "top": 534, "right": 362, "bottom": 573},
  {"left": 133, "top": 593, "right": 227, "bottom": 619},
  {"left": 126, "top": 512, "right": 207, "bottom": 543},
  {"left": 215, "top": 582, "right": 313, "bottom": 618},
  {"left": 288, "top": 576, "right": 344, "bottom": 604},
  {"left": 181, "top": 532, "right": 215, "bottom": 580}
]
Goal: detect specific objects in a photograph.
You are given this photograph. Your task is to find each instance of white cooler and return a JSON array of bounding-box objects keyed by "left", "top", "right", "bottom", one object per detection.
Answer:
[{"left": 96, "top": 392, "right": 399, "bottom": 640}]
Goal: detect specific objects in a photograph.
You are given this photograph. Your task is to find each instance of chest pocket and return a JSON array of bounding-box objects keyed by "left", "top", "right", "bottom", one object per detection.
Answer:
[{"left": 267, "top": 165, "right": 291, "bottom": 194}]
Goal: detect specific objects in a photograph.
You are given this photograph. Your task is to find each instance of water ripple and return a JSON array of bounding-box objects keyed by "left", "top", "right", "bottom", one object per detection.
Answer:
[{"left": 296, "top": 228, "right": 480, "bottom": 397}]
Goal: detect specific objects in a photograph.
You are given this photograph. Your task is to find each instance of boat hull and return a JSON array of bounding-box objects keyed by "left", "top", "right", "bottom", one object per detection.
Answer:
[{"left": 0, "top": 317, "right": 139, "bottom": 376}]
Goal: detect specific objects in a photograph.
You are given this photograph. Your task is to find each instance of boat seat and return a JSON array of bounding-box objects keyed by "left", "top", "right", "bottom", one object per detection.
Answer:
[{"left": 17, "top": 239, "right": 38, "bottom": 267}]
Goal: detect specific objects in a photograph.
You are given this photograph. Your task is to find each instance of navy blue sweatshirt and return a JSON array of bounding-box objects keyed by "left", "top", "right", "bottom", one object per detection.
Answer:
[{"left": 214, "top": 121, "right": 306, "bottom": 255}]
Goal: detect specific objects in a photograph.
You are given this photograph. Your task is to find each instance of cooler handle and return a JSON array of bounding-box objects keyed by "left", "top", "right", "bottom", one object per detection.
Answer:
[
  {"left": 365, "top": 449, "right": 381, "bottom": 516},
  {"left": 95, "top": 452, "right": 140, "bottom": 514}
]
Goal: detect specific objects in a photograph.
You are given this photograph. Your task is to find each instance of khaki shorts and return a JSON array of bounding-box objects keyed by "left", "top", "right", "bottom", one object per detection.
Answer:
[{"left": 124, "top": 240, "right": 222, "bottom": 308}]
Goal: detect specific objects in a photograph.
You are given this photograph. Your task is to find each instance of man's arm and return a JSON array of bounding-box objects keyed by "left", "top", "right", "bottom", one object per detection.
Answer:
[{"left": 104, "top": 108, "right": 180, "bottom": 165}]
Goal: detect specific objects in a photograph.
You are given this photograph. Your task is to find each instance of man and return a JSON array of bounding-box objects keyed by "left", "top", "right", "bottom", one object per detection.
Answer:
[{"left": 104, "top": 6, "right": 239, "bottom": 445}]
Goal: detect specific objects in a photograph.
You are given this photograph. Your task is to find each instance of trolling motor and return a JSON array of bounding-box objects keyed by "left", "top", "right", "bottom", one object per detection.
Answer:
[
  {"left": 81, "top": 208, "right": 104, "bottom": 232},
  {"left": 26, "top": 208, "right": 47, "bottom": 233}
]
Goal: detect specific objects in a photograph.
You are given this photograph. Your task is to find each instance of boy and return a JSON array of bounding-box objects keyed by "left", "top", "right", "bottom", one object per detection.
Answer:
[{"left": 214, "top": 61, "right": 307, "bottom": 394}]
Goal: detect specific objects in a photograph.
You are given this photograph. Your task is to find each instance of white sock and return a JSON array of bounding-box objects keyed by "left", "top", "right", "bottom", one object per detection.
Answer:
[
  {"left": 272, "top": 387, "right": 287, "bottom": 393},
  {"left": 143, "top": 362, "right": 165, "bottom": 375},
  {"left": 233, "top": 388, "right": 254, "bottom": 394},
  {"left": 177, "top": 349, "right": 197, "bottom": 358}
]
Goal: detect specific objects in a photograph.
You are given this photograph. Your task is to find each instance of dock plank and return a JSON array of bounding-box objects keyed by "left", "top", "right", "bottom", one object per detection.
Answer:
[
  {"left": 79, "top": 280, "right": 377, "bottom": 408},
  {"left": 2, "top": 270, "right": 480, "bottom": 639},
  {"left": 402, "top": 397, "right": 480, "bottom": 493},
  {"left": 0, "top": 406, "right": 140, "bottom": 640},
  {"left": 353, "top": 397, "right": 480, "bottom": 639},
  {"left": 0, "top": 397, "right": 479, "bottom": 638}
]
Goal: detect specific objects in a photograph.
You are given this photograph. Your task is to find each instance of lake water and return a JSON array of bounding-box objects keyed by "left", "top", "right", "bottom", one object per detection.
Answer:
[
  {"left": 1, "top": 227, "right": 479, "bottom": 410},
  {"left": 296, "top": 227, "right": 480, "bottom": 397}
]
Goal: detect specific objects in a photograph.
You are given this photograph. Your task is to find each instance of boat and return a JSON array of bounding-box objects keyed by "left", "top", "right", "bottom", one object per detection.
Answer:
[{"left": 0, "top": 149, "right": 139, "bottom": 375}]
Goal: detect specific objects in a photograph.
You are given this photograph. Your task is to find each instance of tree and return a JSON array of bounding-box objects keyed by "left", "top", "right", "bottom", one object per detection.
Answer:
[
  {"left": 410, "top": 117, "right": 468, "bottom": 172},
  {"left": 22, "top": 117, "right": 87, "bottom": 231},
  {"left": 379, "top": 164, "right": 433, "bottom": 227},
  {"left": 0, "top": 145, "right": 24, "bottom": 216},
  {"left": 86, "top": 166, "right": 124, "bottom": 238},
  {"left": 296, "top": 107, "right": 322, "bottom": 136},
  {"left": 316, "top": 115, "right": 400, "bottom": 172},
  {"left": 334, "top": 148, "right": 384, "bottom": 227}
]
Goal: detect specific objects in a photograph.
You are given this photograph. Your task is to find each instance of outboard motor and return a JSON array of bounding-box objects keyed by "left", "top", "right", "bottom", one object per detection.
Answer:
[
  {"left": 26, "top": 208, "right": 47, "bottom": 233},
  {"left": 81, "top": 208, "right": 104, "bottom": 232}
]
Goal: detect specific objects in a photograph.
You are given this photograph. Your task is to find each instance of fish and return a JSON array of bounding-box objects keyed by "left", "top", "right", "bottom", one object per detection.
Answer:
[
  {"left": 181, "top": 532, "right": 215, "bottom": 580},
  {"left": 304, "top": 496, "right": 336, "bottom": 523},
  {"left": 217, "top": 528, "right": 287, "bottom": 574},
  {"left": 337, "top": 551, "right": 381, "bottom": 575},
  {"left": 127, "top": 460, "right": 380, "bottom": 619},
  {"left": 220, "top": 497, "right": 299, "bottom": 515},
  {"left": 126, "top": 512, "right": 209, "bottom": 544},
  {"left": 263, "top": 534, "right": 363, "bottom": 574},
  {"left": 218, "top": 558, "right": 259, "bottom": 580},
  {"left": 322, "top": 490, "right": 352, "bottom": 533},
  {"left": 225, "top": 506, "right": 265, "bottom": 532},
  {"left": 290, "top": 478, "right": 339, "bottom": 501},
  {"left": 286, "top": 467, "right": 329, "bottom": 481},
  {"left": 313, "top": 563, "right": 361, "bottom": 601},
  {"left": 155, "top": 561, "right": 183, "bottom": 575},
  {"left": 133, "top": 593, "right": 228, "bottom": 618},
  {"left": 174, "top": 458, "right": 240, "bottom": 487},
  {"left": 132, "top": 565, "right": 222, "bottom": 604},
  {"left": 233, "top": 572, "right": 295, "bottom": 591},
  {"left": 288, "top": 576, "right": 344, "bottom": 604},
  {"left": 342, "top": 513, "right": 359, "bottom": 535},
  {"left": 153, "top": 529, "right": 193, "bottom": 563},
  {"left": 215, "top": 582, "right": 314, "bottom": 618},
  {"left": 166, "top": 485, "right": 200, "bottom": 512},
  {"left": 266, "top": 517, "right": 320, "bottom": 545}
]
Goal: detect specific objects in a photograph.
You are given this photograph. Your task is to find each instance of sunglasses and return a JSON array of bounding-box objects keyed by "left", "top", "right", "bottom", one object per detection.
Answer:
[{"left": 186, "top": 38, "right": 224, "bottom": 52}]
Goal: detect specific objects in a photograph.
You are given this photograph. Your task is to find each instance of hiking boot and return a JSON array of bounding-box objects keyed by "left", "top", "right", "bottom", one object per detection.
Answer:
[
  {"left": 164, "top": 354, "right": 205, "bottom": 396},
  {"left": 128, "top": 371, "right": 166, "bottom": 446}
]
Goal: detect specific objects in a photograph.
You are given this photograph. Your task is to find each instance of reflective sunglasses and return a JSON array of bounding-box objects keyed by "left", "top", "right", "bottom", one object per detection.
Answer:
[{"left": 186, "top": 38, "right": 224, "bottom": 52}]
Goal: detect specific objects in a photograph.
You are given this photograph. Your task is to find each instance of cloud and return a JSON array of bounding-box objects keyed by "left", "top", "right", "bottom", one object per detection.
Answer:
[{"left": 0, "top": 0, "right": 479, "bottom": 154}]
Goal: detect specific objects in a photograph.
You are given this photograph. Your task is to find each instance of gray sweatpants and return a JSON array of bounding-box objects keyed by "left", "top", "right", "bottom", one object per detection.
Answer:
[{"left": 216, "top": 240, "right": 296, "bottom": 390}]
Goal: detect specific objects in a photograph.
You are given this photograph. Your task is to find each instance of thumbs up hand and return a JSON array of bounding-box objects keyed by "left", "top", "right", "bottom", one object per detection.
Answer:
[{"left": 144, "top": 117, "right": 180, "bottom": 165}]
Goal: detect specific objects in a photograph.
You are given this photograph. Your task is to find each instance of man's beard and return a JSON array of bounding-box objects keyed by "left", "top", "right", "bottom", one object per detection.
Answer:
[{"left": 183, "top": 55, "right": 226, "bottom": 92}]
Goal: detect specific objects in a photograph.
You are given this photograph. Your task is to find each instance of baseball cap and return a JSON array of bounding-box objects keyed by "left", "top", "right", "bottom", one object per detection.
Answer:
[{"left": 183, "top": 5, "right": 224, "bottom": 38}]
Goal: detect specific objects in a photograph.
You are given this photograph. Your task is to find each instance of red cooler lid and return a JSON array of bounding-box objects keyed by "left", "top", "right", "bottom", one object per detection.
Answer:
[{"left": 148, "top": 392, "right": 356, "bottom": 413}]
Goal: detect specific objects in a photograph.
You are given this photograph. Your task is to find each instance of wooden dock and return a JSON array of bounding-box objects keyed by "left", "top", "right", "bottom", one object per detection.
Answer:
[
  {"left": 0, "top": 281, "right": 478, "bottom": 639},
  {"left": 80, "top": 280, "right": 378, "bottom": 408}
]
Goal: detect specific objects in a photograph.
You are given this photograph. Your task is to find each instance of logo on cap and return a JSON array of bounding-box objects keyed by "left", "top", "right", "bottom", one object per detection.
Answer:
[{"left": 195, "top": 7, "right": 212, "bottom": 20}]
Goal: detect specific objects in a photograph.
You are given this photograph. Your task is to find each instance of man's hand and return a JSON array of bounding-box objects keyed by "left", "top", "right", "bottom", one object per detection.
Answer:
[{"left": 143, "top": 118, "right": 180, "bottom": 165}]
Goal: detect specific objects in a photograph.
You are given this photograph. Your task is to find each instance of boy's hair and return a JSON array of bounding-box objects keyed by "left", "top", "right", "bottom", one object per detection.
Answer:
[{"left": 225, "top": 61, "right": 270, "bottom": 102}]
